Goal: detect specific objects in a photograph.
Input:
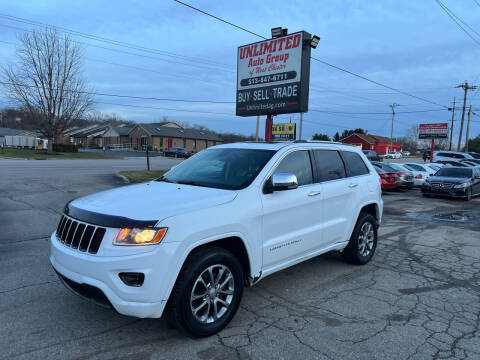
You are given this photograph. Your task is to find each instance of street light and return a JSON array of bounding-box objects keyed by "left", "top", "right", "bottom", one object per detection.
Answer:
[
  {"left": 271, "top": 27, "right": 288, "bottom": 38},
  {"left": 309, "top": 35, "right": 321, "bottom": 49}
]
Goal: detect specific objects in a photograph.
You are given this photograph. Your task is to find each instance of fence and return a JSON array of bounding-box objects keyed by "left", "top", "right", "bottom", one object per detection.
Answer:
[
  {"left": 4, "top": 136, "right": 38, "bottom": 148},
  {"left": 107, "top": 143, "right": 135, "bottom": 150}
]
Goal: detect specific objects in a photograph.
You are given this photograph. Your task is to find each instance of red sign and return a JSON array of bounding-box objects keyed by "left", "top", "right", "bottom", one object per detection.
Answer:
[{"left": 418, "top": 123, "right": 448, "bottom": 139}]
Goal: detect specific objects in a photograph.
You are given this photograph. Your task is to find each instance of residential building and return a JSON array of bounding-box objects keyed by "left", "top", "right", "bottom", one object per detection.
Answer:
[
  {"left": 0, "top": 127, "right": 40, "bottom": 148},
  {"left": 72, "top": 125, "right": 110, "bottom": 148},
  {"left": 128, "top": 122, "right": 223, "bottom": 152},
  {"left": 102, "top": 125, "right": 134, "bottom": 149},
  {"left": 340, "top": 133, "right": 402, "bottom": 155},
  {"left": 0, "top": 127, "right": 37, "bottom": 138},
  {"left": 56, "top": 124, "right": 102, "bottom": 144}
]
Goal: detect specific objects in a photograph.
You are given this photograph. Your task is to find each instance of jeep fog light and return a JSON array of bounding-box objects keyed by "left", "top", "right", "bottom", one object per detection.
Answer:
[{"left": 114, "top": 228, "right": 167, "bottom": 246}]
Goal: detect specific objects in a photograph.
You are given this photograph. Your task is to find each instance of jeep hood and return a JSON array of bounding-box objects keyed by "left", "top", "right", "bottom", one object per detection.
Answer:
[{"left": 67, "top": 181, "right": 237, "bottom": 226}]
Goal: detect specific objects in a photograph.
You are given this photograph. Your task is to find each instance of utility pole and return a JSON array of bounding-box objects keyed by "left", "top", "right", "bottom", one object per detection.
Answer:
[
  {"left": 389, "top": 103, "right": 399, "bottom": 151},
  {"left": 299, "top": 113, "right": 303, "bottom": 140},
  {"left": 448, "top": 97, "right": 455, "bottom": 150},
  {"left": 456, "top": 81, "right": 477, "bottom": 151},
  {"left": 465, "top": 105, "right": 472, "bottom": 152},
  {"left": 255, "top": 115, "right": 260, "bottom": 141}
]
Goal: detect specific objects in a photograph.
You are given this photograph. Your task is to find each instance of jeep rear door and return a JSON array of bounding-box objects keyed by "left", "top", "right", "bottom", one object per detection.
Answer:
[
  {"left": 312, "top": 149, "right": 356, "bottom": 245},
  {"left": 260, "top": 150, "right": 324, "bottom": 270}
]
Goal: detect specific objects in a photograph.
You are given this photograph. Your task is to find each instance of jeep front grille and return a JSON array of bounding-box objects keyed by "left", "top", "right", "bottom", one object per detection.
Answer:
[{"left": 56, "top": 215, "right": 106, "bottom": 254}]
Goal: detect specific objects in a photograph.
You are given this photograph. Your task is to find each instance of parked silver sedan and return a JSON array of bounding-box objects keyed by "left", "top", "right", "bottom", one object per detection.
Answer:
[{"left": 372, "top": 161, "right": 414, "bottom": 188}]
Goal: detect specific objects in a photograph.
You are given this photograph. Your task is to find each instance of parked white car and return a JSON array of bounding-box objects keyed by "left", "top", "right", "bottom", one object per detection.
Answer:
[
  {"left": 399, "top": 163, "right": 431, "bottom": 186},
  {"left": 50, "top": 142, "right": 383, "bottom": 337},
  {"left": 403, "top": 162, "right": 437, "bottom": 177},
  {"left": 385, "top": 151, "right": 402, "bottom": 159},
  {"left": 426, "top": 163, "right": 443, "bottom": 173},
  {"left": 433, "top": 151, "right": 474, "bottom": 162}
]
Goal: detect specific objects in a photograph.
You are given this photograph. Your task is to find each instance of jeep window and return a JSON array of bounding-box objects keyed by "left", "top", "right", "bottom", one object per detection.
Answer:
[
  {"left": 159, "top": 148, "right": 275, "bottom": 190},
  {"left": 341, "top": 151, "right": 369, "bottom": 177},
  {"left": 313, "top": 150, "right": 346, "bottom": 182},
  {"left": 274, "top": 150, "right": 313, "bottom": 186}
]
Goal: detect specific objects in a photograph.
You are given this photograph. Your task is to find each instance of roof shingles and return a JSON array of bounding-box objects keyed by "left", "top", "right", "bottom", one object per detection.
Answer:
[{"left": 138, "top": 123, "right": 223, "bottom": 142}]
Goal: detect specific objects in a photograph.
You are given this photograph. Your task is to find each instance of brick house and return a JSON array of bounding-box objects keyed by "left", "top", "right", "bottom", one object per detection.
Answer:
[
  {"left": 128, "top": 122, "right": 223, "bottom": 152},
  {"left": 340, "top": 133, "right": 402, "bottom": 155},
  {"left": 72, "top": 125, "right": 110, "bottom": 148},
  {"left": 102, "top": 125, "right": 134, "bottom": 149}
]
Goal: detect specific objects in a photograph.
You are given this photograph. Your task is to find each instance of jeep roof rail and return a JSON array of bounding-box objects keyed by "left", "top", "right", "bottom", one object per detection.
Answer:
[
  {"left": 293, "top": 140, "right": 343, "bottom": 144},
  {"left": 243, "top": 140, "right": 343, "bottom": 145}
]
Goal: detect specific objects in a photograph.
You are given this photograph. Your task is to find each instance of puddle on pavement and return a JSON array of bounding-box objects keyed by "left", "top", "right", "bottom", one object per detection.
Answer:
[
  {"left": 405, "top": 212, "right": 420, "bottom": 218},
  {"left": 432, "top": 211, "right": 472, "bottom": 222},
  {"left": 405, "top": 210, "right": 476, "bottom": 224}
]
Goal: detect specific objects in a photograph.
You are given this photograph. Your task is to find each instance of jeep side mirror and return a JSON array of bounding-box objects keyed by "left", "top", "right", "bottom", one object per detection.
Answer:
[{"left": 272, "top": 173, "right": 298, "bottom": 191}]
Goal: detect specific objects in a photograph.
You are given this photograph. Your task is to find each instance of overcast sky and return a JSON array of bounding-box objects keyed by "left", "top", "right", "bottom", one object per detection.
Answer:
[{"left": 1, "top": 0, "right": 480, "bottom": 143}]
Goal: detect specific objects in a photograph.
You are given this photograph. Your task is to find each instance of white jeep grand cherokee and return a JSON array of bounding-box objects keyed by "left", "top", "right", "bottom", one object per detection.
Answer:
[{"left": 50, "top": 141, "right": 383, "bottom": 337}]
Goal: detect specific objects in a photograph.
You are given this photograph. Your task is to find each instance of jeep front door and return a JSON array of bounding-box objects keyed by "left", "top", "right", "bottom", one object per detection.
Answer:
[{"left": 261, "top": 150, "right": 324, "bottom": 271}]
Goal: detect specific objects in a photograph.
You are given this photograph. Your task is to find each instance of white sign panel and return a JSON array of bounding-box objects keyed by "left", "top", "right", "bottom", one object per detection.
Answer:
[{"left": 236, "top": 31, "right": 311, "bottom": 117}]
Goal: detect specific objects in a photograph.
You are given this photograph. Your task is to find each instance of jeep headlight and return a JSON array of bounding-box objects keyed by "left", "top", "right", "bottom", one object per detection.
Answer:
[
  {"left": 114, "top": 228, "right": 167, "bottom": 246},
  {"left": 453, "top": 183, "right": 469, "bottom": 189}
]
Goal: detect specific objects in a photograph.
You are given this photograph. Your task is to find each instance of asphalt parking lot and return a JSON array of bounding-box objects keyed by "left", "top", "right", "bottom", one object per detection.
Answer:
[{"left": 1, "top": 158, "right": 480, "bottom": 360}]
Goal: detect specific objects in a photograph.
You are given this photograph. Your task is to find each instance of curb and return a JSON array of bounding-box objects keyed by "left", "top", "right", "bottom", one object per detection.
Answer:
[{"left": 115, "top": 171, "right": 130, "bottom": 184}]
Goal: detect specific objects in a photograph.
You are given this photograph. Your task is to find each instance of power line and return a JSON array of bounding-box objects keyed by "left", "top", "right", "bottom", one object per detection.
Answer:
[
  {"left": 173, "top": 0, "right": 267, "bottom": 40},
  {"left": 310, "top": 57, "right": 447, "bottom": 108},
  {"left": 0, "top": 12, "right": 233, "bottom": 69},
  {"left": 1, "top": 11, "right": 451, "bottom": 114},
  {"left": 0, "top": 36, "right": 234, "bottom": 86},
  {"left": 0, "top": 81, "right": 235, "bottom": 104},
  {"left": 437, "top": 0, "right": 480, "bottom": 39},
  {"left": 96, "top": 101, "right": 235, "bottom": 116},
  {"left": 436, "top": 0, "right": 480, "bottom": 47},
  {"left": 0, "top": 22, "right": 235, "bottom": 74},
  {"left": 474, "top": 0, "right": 480, "bottom": 8},
  {"left": 174, "top": 0, "right": 449, "bottom": 109},
  {"left": 309, "top": 109, "right": 445, "bottom": 115}
]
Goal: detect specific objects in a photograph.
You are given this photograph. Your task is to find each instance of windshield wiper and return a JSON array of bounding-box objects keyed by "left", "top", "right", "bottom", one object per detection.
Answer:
[
  {"left": 155, "top": 176, "right": 175, "bottom": 183},
  {"left": 175, "top": 180, "right": 210, "bottom": 188}
]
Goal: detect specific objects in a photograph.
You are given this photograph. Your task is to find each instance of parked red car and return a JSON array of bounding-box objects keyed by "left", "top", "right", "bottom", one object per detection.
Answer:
[{"left": 375, "top": 167, "right": 397, "bottom": 190}]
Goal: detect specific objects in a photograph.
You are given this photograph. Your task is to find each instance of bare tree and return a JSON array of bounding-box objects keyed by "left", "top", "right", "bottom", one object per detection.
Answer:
[{"left": 2, "top": 28, "right": 93, "bottom": 151}]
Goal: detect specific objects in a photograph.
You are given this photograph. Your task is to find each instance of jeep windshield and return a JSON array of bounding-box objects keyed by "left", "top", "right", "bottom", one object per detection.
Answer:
[
  {"left": 435, "top": 168, "right": 472, "bottom": 178},
  {"left": 157, "top": 148, "right": 276, "bottom": 190}
]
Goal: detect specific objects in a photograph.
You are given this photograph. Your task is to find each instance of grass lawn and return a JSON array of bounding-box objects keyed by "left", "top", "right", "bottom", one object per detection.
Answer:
[
  {"left": 0, "top": 148, "right": 120, "bottom": 160},
  {"left": 119, "top": 170, "right": 167, "bottom": 183}
]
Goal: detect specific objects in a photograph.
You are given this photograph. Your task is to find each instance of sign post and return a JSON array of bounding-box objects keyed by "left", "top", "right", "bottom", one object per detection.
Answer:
[
  {"left": 236, "top": 30, "right": 314, "bottom": 141},
  {"left": 418, "top": 123, "right": 449, "bottom": 163},
  {"left": 430, "top": 139, "right": 435, "bottom": 163},
  {"left": 265, "top": 115, "right": 273, "bottom": 142}
]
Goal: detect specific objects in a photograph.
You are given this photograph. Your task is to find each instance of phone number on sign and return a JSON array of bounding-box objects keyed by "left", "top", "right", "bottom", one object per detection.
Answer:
[{"left": 240, "top": 71, "right": 296, "bottom": 87}]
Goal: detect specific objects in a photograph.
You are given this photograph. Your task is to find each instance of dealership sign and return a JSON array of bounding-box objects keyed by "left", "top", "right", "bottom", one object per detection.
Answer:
[
  {"left": 272, "top": 123, "right": 296, "bottom": 140},
  {"left": 418, "top": 123, "right": 449, "bottom": 139},
  {"left": 236, "top": 31, "right": 312, "bottom": 117}
]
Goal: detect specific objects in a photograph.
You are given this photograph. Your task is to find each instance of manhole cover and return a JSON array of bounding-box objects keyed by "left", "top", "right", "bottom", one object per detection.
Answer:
[{"left": 433, "top": 211, "right": 471, "bottom": 222}]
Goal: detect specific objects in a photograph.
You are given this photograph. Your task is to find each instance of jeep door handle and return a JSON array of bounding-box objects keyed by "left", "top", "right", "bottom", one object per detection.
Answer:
[
  {"left": 349, "top": 183, "right": 358, "bottom": 188},
  {"left": 308, "top": 191, "right": 321, "bottom": 197}
]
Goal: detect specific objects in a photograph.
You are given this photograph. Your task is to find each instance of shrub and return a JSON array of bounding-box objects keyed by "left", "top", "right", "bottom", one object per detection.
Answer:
[{"left": 52, "top": 143, "right": 78, "bottom": 152}]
